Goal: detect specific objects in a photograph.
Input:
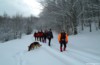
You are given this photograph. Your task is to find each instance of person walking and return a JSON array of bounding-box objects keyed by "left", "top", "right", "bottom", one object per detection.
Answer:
[
  {"left": 43, "top": 30, "right": 48, "bottom": 43},
  {"left": 47, "top": 29, "right": 53, "bottom": 46},
  {"left": 58, "top": 30, "right": 68, "bottom": 52}
]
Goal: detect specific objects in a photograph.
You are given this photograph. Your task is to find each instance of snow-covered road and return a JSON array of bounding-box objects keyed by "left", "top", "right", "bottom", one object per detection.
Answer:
[{"left": 0, "top": 31, "right": 100, "bottom": 65}]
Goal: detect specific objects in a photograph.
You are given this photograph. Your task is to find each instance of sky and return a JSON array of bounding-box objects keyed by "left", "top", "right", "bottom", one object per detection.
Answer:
[{"left": 0, "top": 0, "right": 43, "bottom": 17}]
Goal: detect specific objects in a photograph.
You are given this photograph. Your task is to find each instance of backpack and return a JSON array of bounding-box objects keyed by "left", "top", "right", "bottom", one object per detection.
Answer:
[{"left": 60, "top": 33, "right": 66, "bottom": 41}]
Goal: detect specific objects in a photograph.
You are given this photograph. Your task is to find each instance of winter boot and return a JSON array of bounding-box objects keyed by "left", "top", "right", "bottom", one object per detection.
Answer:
[
  {"left": 60, "top": 47, "right": 62, "bottom": 52},
  {"left": 63, "top": 47, "right": 66, "bottom": 51}
]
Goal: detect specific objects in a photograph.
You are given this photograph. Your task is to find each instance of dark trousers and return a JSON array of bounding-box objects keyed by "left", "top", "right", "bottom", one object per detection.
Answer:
[
  {"left": 60, "top": 41, "right": 66, "bottom": 49},
  {"left": 39, "top": 37, "right": 43, "bottom": 42},
  {"left": 43, "top": 37, "right": 46, "bottom": 43},
  {"left": 48, "top": 38, "right": 51, "bottom": 46}
]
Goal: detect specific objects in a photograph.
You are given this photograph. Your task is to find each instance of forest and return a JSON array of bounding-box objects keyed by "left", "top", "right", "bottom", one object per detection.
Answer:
[{"left": 0, "top": 0, "right": 100, "bottom": 42}]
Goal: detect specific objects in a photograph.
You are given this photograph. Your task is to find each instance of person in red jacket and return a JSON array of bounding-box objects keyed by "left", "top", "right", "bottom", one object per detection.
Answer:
[
  {"left": 36, "top": 32, "right": 39, "bottom": 41},
  {"left": 38, "top": 30, "right": 43, "bottom": 42},
  {"left": 58, "top": 30, "right": 68, "bottom": 52}
]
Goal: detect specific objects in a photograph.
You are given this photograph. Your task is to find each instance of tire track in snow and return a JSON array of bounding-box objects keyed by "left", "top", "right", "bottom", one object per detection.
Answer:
[
  {"left": 51, "top": 43, "right": 87, "bottom": 64},
  {"left": 52, "top": 43, "right": 100, "bottom": 63},
  {"left": 42, "top": 45, "right": 84, "bottom": 65},
  {"left": 68, "top": 48, "right": 100, "bottom": 62},
  {"left": 13, "top": 47, "right": 67, "bottom": 65},
  {"left": 13, "top": 50, "right": 28, "bottom": 65}
]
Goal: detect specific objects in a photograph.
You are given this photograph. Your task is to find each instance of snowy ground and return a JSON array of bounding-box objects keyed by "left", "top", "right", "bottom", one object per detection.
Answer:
[{"left": 0, "top": 30, "right": 100, "bottom": 65}]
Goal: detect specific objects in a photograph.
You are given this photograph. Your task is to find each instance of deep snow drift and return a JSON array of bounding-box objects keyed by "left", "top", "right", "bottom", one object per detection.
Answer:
[{"left": 0, "top": 30, "right": 100, "bottom": 65}]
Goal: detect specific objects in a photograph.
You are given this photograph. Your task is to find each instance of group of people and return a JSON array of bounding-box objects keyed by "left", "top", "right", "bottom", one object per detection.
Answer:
[
  {"left": 34, "top": 29, "right": 53, "bottom": 46},
  {"left": 33, "top": 29, "right": 68, "bottom": 52}
]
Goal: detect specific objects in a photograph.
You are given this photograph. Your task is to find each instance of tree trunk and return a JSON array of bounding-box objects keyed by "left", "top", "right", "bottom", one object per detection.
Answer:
[
  {"left": 99, "top": 21, "right": 100, "bottom": 29},
  {"left": 74, "top": 27, "right": 77, "bottom": 35},
  {"left": 89, "top": 21, "right": 92, "bottom": 32},
  {"left": 81, "top": 20, "right": 84, "bottom": 31}
]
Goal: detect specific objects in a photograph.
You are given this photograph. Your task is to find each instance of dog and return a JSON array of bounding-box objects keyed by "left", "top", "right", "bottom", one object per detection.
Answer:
[{"left": 28, "top": 42, "right": 42, "bottom": 51}]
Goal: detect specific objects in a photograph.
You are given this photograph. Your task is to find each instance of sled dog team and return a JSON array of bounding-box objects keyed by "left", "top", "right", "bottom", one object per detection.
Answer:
[{"left": 28, "top": 29, "right": 68, "bottom": 52}]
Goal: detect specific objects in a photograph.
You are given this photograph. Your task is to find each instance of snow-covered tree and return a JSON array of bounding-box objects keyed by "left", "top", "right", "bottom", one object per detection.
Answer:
[{"left": 39, "top": 0, "right": 100, "bottom": 34}]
